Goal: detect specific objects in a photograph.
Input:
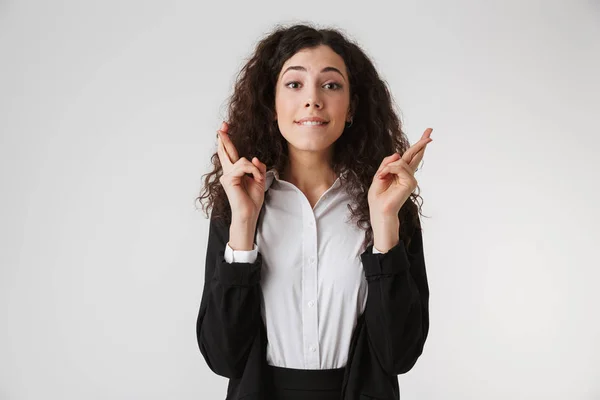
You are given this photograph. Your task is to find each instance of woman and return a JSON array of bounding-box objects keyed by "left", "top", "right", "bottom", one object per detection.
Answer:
[{"left": 196, "top": 23, "right": 432, "bottom": 400}]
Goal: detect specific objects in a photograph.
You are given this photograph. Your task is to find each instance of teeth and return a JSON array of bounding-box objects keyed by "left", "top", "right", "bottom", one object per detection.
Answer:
[{"left": 299, "top": 121, "right": 326, "bottom": 126}]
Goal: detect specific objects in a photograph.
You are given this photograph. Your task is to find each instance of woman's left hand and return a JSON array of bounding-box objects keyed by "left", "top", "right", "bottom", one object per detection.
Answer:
[{"left": 368, "top": 128, "right": 433, "bottom": 217}]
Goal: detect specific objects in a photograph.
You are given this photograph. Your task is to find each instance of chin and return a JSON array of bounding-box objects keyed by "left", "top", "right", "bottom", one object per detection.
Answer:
[{"left": 288, "top": 134, "right": 341, "bottom": 152}]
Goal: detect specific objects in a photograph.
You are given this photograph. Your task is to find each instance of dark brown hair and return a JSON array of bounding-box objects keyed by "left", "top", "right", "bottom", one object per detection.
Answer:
[{"left": 195, "top": 23, "right": 426, "bottom": 249}]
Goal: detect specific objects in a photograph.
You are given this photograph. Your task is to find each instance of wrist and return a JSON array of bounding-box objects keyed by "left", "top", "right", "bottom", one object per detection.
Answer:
[
  {"left": 229, "top": 219, "right": 257, "bottom": 251},
  {"left": 371, "top": 214, "right": 400, "bottom": 253},
  {"left": 370, "top": 212, "right": 399, "bottom": 227}
]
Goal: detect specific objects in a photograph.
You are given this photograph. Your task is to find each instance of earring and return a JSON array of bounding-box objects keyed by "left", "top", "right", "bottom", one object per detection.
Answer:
[{"left": 345, "top": 117, "right": 353, "bottom": 128}]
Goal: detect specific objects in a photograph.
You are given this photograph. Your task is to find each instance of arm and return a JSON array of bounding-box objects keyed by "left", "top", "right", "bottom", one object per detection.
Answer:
[
  {"left": 360, "top": 216, "right": 430, "bottom": 376},
  {"left": 195, "top": 217, "right": 262, "bottom": 378}
]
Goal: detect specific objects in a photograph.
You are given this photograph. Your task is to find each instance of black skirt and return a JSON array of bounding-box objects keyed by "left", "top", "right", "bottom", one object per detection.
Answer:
[{"left": 266, "top": 365, "right": 345, "bottom": 400}]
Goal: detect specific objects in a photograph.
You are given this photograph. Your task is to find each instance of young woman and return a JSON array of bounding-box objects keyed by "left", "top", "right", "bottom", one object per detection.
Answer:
[{"left": 196, "top": 23, "right": 432, "bottom": 400}]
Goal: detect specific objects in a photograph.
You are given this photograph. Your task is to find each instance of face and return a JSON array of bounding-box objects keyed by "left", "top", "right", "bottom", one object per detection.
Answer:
[{"left": 274, "top": 45, "right": 352, "bottom": 154}]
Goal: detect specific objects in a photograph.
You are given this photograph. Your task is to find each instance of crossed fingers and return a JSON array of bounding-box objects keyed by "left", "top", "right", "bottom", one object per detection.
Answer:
[{"left": 377, "top": 128, "right": 433, "bottom": 178}]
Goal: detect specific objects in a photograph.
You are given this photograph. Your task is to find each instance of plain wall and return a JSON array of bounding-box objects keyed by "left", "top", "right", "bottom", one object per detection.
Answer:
[{"left": 1, "top": 0, "right": 599, "bottom": 399}]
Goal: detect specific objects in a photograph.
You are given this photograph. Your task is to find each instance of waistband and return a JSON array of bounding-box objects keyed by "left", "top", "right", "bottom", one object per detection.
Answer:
[{"left": 267, "top": 365, "right": 345, "bottom": 391}]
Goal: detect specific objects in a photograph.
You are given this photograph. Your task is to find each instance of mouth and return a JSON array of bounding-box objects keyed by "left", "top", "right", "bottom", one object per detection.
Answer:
[{"left": 294, "top": 121, "right": 329, "bottom": 127}]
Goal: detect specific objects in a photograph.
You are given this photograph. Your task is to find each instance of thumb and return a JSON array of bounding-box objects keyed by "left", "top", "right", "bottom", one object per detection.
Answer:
[{"left": 252, "top": 157, "right": 267, "bottom": 174}]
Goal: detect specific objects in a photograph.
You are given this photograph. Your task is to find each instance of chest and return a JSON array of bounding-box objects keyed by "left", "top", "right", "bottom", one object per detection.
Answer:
[{"left": 256, "top": 193, "right": 368, "bottom": 301}]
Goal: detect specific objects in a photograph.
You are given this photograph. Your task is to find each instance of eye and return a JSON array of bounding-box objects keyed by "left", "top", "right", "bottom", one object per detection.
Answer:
[
  {"left": 323, "top": 82, "right": 342, "bottom": 90},
  {"left": 285, "top": 81, "right": 301, "bottom": 89}
]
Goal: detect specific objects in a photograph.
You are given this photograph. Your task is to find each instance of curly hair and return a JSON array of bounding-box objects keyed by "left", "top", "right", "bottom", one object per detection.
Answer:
[{"left": 195, "top": 23, "right": 426, "bottom": 250}]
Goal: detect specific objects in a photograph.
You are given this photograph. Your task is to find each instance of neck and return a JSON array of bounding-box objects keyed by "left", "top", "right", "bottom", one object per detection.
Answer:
[{"left": 281, "top": 149, "right": 337, "bottom": 194}]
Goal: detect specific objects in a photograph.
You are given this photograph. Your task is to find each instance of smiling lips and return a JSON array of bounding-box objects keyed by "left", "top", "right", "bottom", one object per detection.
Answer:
[{"left": 295, "top": 117, "right": 329, "bottom": 127}]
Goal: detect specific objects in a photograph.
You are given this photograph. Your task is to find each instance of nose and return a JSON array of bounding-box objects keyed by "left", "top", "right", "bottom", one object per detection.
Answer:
[
  {"left": 305, "top": 99, "right": 322, "bottom": 109},
  {"left": 305, "top": 90, "right": 322, "bottom": 109}
]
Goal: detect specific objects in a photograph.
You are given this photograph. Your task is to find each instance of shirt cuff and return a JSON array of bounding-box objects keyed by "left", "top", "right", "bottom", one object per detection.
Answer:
[
  {"left": 361, "top": 241, "right": 410, "bottom": 278},
  {"left": 225, "top": 242, "right": 259, "bottom": 264}
]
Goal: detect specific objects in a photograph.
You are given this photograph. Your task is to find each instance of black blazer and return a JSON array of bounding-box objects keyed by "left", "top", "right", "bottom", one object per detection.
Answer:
[{"left": 196, "top": 213, "right": 429, "bottom": 399}]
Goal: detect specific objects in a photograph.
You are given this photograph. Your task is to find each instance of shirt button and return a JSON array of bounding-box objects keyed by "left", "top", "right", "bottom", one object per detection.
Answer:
[
  {"left": 309, "top": 257, "right": 315, "bottom": 264},
  {"left": 308, "top": 220, "right": 314, "bottom": 227},
  {"left": 308, "top": 300, "right": 314, "bottom": 307},
  {"left": 310, "top": 345, "right": 316, "bottom": 352}
]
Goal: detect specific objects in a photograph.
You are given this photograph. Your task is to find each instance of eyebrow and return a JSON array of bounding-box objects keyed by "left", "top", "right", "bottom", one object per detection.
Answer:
[{"left": 282, "top": 66, "right": 346, "bottom": 81}]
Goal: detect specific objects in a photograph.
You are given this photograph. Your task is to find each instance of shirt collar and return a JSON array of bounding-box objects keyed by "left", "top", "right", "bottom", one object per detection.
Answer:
[{"left": 264, "top": 168, "right": 348, "bottom": 192}]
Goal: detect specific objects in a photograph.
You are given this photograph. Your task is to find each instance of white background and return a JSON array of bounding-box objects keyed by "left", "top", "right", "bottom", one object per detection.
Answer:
[{"left": 1, "top": 0, "right": 599, "bottom": 399}]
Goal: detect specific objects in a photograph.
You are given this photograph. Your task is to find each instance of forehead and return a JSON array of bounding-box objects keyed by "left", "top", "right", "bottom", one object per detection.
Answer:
[{"left": 280, "top": 45, "right": 348, "bottom": 76}]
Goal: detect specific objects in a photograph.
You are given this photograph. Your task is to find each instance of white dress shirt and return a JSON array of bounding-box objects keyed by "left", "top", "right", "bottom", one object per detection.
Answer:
[{"left": 224, "top": 168, "right": 385, "bottom": 370}]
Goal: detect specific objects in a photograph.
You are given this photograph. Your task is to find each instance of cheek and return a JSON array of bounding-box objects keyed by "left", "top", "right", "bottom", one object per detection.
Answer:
[
  {"left": 333, "top": 94, "right": 351, "bottom": 113},
  {"left": 275, "top": 96, "right": 295, "bottom": 119}
]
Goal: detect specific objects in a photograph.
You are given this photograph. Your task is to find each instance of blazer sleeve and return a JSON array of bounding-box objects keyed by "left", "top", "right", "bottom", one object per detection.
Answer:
[
  {"left": 196, "top": 216, "right": 263, "bottom": 379},
  {"left": 360, "top": 216, "right": 430, "bottom": 376}
]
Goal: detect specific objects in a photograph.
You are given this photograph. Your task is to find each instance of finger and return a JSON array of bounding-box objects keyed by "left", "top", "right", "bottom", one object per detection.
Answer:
[
  {"left": 375, "top": 153, "right": 401, "bottom": 175},
  {"left": 230, "top": 158, "right": 264, "bottom": 182},
  {"left": 252, "top": 157, "right": 267, "bottom": 175},
  {"left": 218, "top": 124, "right": 240, "bottom": 163},
  {"left": 401, "top": 128, "right": 433, "bottom": 162},
  {"left": 402, "top": 137, "right": 432, "bottom": 165},
  {"left": 408, "top": 145, "right": 427, "bottom": 172},
  {"left": 217, "top": 135, "right": 230, "bottom": 167},
  {"left": 217, "top": 134, "right": 233, "bottom": 169},
  {"left": 421, "top": 127, "right": 433, "bottom": 140},
  {"left": 378, "top": 158, "right": 413, "bottom": 179}
]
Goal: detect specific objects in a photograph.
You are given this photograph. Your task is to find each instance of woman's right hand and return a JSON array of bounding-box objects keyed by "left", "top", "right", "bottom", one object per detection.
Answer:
[{"left": 216, "top": 121, "right": 267, "bottom": 223}]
